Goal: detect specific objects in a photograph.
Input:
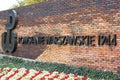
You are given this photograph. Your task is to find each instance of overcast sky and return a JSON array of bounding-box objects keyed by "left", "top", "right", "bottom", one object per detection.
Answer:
[{"left": 0, "top": 0, "right": 19, "bottom": 11}]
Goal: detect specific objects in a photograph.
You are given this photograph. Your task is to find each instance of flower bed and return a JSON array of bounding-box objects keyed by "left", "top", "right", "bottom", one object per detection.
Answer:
[
  {"left": 0, "top": 67, "right": 90, "bottom": 80},
  {"left": 0, "top": 55, "right": 119, "bottom": 80}
]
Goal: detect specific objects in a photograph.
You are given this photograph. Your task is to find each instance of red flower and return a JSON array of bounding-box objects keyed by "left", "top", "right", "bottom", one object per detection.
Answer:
[
  {"left": 64, "top": 74, "right": 69, "bottom": 79},
  {"left": 54, "top": 75, "right": 59, "bottom": 78},
  {"left": 40, "top": 77, "right": 45, "bottom": 80},
  {"left": 48, "top": 78, "right": 53, "bottom": 80},
  {"left": 74, "top": 76, "right": 79, "bottom": 80},
  {"left": 82, "top": 76, "right": 87, "bottom": 80}
]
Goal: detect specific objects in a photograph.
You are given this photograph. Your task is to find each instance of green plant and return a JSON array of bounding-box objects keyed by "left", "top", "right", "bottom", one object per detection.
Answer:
[{"left": 0, "top": 56, "right": 119, "bottom": 80}]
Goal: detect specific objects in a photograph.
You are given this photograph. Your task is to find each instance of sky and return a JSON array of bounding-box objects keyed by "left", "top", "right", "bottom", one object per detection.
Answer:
[{"left": 0, "top": 0, "right": 19, "bottom": 11}]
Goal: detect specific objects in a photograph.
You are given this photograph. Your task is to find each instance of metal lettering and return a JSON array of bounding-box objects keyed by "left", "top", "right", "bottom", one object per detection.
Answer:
[{"left": 1, "top": 10, "right": 17, "bottom": 53}]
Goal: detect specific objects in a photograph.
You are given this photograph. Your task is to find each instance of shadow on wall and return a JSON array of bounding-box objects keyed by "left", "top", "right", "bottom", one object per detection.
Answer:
[
  {"left": 12, "top": 33, "right": 48, "bottom": 59},
  {"left": 118, "top": 67, "right": 120, "bottom": 77}
]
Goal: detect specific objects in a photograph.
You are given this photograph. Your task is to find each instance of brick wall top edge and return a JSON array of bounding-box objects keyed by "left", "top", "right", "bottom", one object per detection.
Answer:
[{"left": 0, "top": 0, "right": 120, "bottom": 26}]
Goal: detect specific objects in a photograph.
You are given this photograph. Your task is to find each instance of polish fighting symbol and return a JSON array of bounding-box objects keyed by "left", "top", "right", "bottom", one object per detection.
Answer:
[{"left": 1, "top": 10, "right": 17, "bottom": 53}]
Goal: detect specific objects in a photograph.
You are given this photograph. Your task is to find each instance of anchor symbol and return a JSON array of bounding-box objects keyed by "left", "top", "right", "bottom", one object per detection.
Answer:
[{"left": 1, "top": 10, "right": 17, "bottom": 53}]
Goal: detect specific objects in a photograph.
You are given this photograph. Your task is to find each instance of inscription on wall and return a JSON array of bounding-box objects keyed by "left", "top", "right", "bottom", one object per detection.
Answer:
[{"left": 1, "top": 10, "right": 117, "bottom": 53}]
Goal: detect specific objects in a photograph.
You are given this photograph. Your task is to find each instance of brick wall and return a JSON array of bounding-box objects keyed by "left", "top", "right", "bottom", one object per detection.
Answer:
[{"left": 0, "top": 0, "right": 120, "bottom": 72}]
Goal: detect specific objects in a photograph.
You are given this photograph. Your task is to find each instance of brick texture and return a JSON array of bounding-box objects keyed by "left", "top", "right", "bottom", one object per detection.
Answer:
[{"left": 0, "top": 0, "right": 120, "bottom": 72}]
